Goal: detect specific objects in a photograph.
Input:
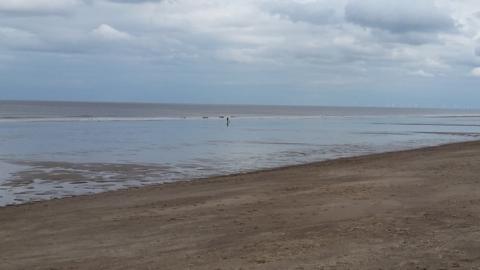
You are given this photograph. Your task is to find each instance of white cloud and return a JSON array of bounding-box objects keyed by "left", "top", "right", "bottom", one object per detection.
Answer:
[
  {"left": 264, "top": 0, "right": 345, "bottom": 25},
  {"left": 0, "top": 26, "right": 40, "bottom": 49},
  {"left": 108, "top": 0, "right": 163, "bottom": 3},
  {"left": 471, "top": 67, "right": 480, "bottom": 77},
  {"left": 411, "top": 69, "right": 435, "bottom": 77},
  {"left": 424, "top": 58, "right": 450, "bottom": 69},
  {"left": 91, "top": 24, "right": 132, "bottom": 41}
]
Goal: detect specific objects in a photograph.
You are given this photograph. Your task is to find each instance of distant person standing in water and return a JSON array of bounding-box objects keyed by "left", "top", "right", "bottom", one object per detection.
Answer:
[{"left": 226, "top": 117, "right": 230, "bottom": 127}]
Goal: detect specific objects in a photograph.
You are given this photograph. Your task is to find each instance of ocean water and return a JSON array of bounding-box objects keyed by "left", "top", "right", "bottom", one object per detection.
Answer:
[{"left": 1, "top": 100, "right": 480, "bottom": 206}]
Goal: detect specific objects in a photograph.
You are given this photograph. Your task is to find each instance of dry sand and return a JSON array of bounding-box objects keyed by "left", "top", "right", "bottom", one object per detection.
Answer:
[{"left": 2, "top": 141, "right": 480, "bottom": 269}]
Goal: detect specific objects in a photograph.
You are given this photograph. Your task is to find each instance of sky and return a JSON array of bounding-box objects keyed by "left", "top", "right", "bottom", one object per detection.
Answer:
[{"left": 0, "top": 0, "right": 480, "bottom": 108}]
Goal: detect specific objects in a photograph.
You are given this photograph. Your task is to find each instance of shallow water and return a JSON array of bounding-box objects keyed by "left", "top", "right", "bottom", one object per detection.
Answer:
[{"left": 1, "top": 102, "right": 480, "bottom": 206}]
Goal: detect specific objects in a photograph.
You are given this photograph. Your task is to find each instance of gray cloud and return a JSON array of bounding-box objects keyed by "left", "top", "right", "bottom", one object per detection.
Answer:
[
  {"left": 371, "top": 29, "right": 441, "bottom": 45},
  {"left": 1, "top": 0, "right": 480, "bottom": 106},
  {"left": 0, "top": 0, "right": 82, "bottom": 16},
  {"left": 345, "top": 0, "right": 455, "bottom": 33}
]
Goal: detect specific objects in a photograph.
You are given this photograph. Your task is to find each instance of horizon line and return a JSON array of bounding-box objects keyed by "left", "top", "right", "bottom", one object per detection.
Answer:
[{"left": 1, "top": 99, "right": 478, "bottom": 111}]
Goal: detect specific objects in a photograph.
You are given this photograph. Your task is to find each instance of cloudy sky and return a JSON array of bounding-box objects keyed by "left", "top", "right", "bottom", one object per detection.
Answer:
[{"left": 1, "top": 0, "right": 480, "bottom": 108}]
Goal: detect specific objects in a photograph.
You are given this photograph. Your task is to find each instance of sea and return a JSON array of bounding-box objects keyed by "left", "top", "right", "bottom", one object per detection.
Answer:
[{"left": 1, "top": 100, "right": 480, "bottom": 206}]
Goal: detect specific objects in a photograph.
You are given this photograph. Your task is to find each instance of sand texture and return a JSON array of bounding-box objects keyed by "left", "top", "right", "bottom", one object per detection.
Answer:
[{"left": 2, "top": 141, "right": 480, "bottom": 269}]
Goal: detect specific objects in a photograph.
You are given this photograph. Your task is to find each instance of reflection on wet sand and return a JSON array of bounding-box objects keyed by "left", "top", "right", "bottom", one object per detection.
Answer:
[
  {"left": 415, "top": 131, "right": 480, "bottom": 137},
  {"left": 0, "top": 161, "right": 179, "bottom": 206},
  {"left": 374, "top": 122, "right": 480, "bottom": 127}
]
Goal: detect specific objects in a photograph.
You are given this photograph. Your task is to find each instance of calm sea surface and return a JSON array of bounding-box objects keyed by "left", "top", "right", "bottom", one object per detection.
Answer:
[{"left": 1, "top": 100, "right": 480, "bottom": 206}]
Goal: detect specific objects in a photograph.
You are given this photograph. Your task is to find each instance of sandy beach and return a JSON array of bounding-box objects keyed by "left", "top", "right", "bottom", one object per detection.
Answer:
[{"left": 2, "top": 141, "right": 480, "bottom": 269}]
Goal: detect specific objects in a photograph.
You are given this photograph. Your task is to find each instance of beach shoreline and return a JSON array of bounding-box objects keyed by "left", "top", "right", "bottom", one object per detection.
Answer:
[
  {"left": 2, "top": 139, "right": 478, "bottom": 208},
  {"left": 2, "top": 140, "right": 480, "bottom": 269}
]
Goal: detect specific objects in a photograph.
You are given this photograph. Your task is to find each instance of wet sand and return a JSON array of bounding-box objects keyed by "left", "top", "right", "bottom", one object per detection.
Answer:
[{"left": 2, "top": 141, "right": 480, "bottom": 269}]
